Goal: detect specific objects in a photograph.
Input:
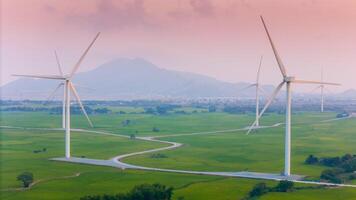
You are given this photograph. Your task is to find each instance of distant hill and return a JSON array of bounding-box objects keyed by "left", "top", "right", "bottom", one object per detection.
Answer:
[
  {"left": 0, "top": 58, "right": 275, "bottom": 100},
  {"left": 339, "top": 89, "right": 356, "bottom": 99}
]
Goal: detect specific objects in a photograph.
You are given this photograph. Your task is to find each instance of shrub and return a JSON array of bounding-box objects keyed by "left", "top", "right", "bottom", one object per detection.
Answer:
[
  {"left": 17, "top": 172, "right": 34, "bottom": 188},
  {"left": 122, "top": 119, "right": 131, "bottom": 126},
  {"left": 80, "top": 195, "right": 101, "bottom": 200},
  {"left": 150, "top": 153, "right": 168, "bottom": 158},
  {"left": 319, "top": 157, "right": 342, "bottom": 167},
  {"left": 249, "top": 183, "right": 268, "bottom": 197},
  {"left": 80, "top": 183, "right": 173, "bottom": 200},
  {"left": 341, "top": 154, "right": 353, "bottom": 162},
  {"left": 274, "top": 180, "right": 294, "bottom": 192},
  {"left": 152, "top": 127, "right": 160, "bottom": 132},
  {"left": 320, "top": 169, "right": 343, "bottom": 183},
  {"left": 208, "top": 105, "right": 216, "bottom": 112},
  {"left": 128, "top": 183, "right": 173, "bottom": 200},
  {"left": 341, "top": 158, "right": 356, "bottom": 172},
  {"left": 305, "top": 154, "right": 319, "bottom": 164}
]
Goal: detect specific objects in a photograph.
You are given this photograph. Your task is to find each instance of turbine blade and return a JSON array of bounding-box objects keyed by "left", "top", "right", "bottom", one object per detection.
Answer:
[
  {"left": 258, "top": 87, "right": 267, "bottom": 95},
  {"left": 69, "top": 32, "right": 100, "bottom": 78},
  {"left": 43, "top": 83, "right": 64, "bottom": 105},
  {"left": 292, "top": 79, "right": 340, "bottom": 86},
  {"left": 308, "top": 85, "right": 322, "bottom": 93},
  {"left": 247, "top": 81, "right": 285, "bottom": 134},
  {"left": 69, "top": 82, "right": 94, "bottom": 127},
  {"left": 237, "top": 84, "right": 257, "bottom": 96},
  {"left": 260, "top": 16, "right": 287, "bottom": 77},
  {"left": 12, "top": 74, "right": 65, "bottom": 80},
  {"left": 256, "top": 55, "right": 263, "bottom": 83},
  {"left": 54, "top": 50, "right": 64, "bottom": 76},
  {"left": 240, "top": 84, "right": 256, "bottom": 92}
]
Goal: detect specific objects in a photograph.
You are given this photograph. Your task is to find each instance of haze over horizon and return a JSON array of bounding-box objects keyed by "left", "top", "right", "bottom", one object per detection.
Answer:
[{"left": 1, "top": 0, "right": 356, "bottom": 92}]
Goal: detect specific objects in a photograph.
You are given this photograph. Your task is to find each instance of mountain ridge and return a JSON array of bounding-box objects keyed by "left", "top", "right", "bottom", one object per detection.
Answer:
[{"left": 0, "top": 58, "right": 296, "bottom": 100}]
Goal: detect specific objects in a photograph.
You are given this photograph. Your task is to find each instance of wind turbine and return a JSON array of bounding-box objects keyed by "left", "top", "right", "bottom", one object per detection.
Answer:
[
  {"left": 13, "top": 32, "right": 100, "bottom": 159},
  {"left": 247, "top": 16, "right": 340, "bottom": 177},
  {"left": 240, "top": 56, "right": 264, "bottom": 127},
  {"left": 311, "top": 68, "right": 335, "bottom": 112}
]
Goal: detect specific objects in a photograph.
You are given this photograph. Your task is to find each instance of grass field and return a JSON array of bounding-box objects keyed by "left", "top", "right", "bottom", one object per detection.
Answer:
[{"left": 1, "top": 110, "right": 355, "bottom": 199}]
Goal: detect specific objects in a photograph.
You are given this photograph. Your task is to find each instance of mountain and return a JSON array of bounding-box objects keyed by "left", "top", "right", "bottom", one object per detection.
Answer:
[
  {"left": 1, "top": 58, "right": 274, "bottom": 100},
  {"left": 338, "top": 89, "right": 356, "bottom": 99}
]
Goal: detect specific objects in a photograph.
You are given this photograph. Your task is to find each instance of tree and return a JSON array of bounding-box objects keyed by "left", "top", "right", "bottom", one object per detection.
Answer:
[
  {"left": 80, "top": 195, "right": 101, "bottom": 200},
  {"left": 130, "top": 134, "right": 136, "bottom": 139},
  {"left": 274, "top": 180, "right": 294, "bottom": 192},
  {"left": 305, "top": 154, "right": 319, "bottom": 164},
  {"left": 320, "top": 169, "right": 343, "bottom": 183},
  {"left": 341, "top": 157, "right": 356, "bottom": 172},
  {"left": 152, "top": 127, "right": 160, "bottom": 132},
  {"left": 144, "top": 107, "right": 156, "bottom": 114},
  {"left": 249, "top": 182, "right": 268, "bottom": 197},
  {"left": 128, "top": 183, "right": 173, "bottom": 200},
  {"left": 80, "top": 183, "right": 173, "bottom": 200},
  {"left": 122, "top": 119, "right": 131, "bottom": 126},
  {"left": 341, "top": 154, "right": 353, "bottom": 162},
  {"left": 208, "top": 105, "right": 216, "bottom": 112},
  {"left": 319, "top": 157, "right": 341, "bottom": 167},
  {"left": 156, "top": 106, "right": 168, "bottom": 115},
  {"left": 94, "top": 108, "right": 110, "bottom": 114},
  {"left": 17, "top": 172, "right": 34, "bottom": 188}
]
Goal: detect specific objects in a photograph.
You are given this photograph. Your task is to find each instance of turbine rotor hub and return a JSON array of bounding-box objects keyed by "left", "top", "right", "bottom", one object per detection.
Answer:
[{"left": 284, "top": 76, "right": 295, "bottom": 83}]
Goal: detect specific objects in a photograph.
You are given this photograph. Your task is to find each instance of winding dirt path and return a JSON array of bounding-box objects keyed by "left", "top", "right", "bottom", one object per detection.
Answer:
[
  {"left": 1, "top": 172, "right": 81, "bottom": 192},
  {"left": 1, "top": 115, "right": 355, "bottom": 189}
]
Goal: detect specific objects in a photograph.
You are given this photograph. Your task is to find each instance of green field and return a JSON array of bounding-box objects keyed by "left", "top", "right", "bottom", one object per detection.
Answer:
[{"left": 1, "top": 110, "right": 355, "bottom": 199}]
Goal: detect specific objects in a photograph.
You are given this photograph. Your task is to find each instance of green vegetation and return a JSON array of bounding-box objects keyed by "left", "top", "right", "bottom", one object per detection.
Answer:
[
  {"left": 1, "top": 109, "right": 356, "bottom": 200},
  {"left": 124, "top": 114, "right": 356, "bottom": 179},
  {"left": 17, "top": 172, "right": 34, "bottom": 188},
  {"left": 150, "top": 153, "right": 168, "bottom": 159},
  {"left": 80, "top": 183, "right": 173, "bottom": 200},
  {"left": 274, "top": 180, "right": 294, "bottom": 192},
  {"left": 248, "top": 182, "right": 269, "bottom": 198},
  {"left": 305, "top": 154, "right": 356, "bottom": 183},
  {"left": 244, "top": 181, "right": 295, "bottom": 200}
]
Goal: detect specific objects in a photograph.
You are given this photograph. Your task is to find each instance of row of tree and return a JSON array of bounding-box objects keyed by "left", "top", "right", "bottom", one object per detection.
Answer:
[
  {"left": 144, "top": 105, "right": 181, "bottom": 115},
  {"left": 1, "top": 106, "right": 111, "bottom": 115},
  {"left": 243, "top": 180, "right": 294, "bottom": 200},
  {"left": 80, "top": 183, "right": 173, "bottom": 200},
  {"left": 305, "top": 154, "right": 356, "bottom": 183}
]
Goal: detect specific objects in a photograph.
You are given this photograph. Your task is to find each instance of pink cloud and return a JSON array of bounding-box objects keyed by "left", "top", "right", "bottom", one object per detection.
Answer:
[
  {"left": 190, "top": 0, "right": 214, "bottom": 17},
  {"left": 1, "top": 0, "right": 356, "bottom": 91}
]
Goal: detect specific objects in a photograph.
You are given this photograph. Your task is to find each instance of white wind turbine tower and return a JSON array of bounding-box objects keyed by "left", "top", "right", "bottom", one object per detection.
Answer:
[
  {"left": 240, "top": 56, "right": 264, "bottom": 127},
  {"left": 247, "top": 16, "right": 340, "bottom": 177},
  {"left": 13, "top": 32, "right": 100, "bottom": 159}
]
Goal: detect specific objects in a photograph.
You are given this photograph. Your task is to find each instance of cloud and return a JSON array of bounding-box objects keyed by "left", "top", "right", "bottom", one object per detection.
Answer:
[
  {"left": 63, "top": 0, "right": 153, "bottom": 30},
  {"left": 190, "top": 0, "right": 214, "bottom": 17}
]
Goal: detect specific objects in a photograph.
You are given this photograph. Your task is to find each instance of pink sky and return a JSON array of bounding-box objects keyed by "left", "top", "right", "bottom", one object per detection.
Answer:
[{"left": 1, "top": 0, "right": 356, "bottom": 92}]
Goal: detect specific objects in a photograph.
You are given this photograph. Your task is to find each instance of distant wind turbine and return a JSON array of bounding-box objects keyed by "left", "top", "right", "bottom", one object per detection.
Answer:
[
  {"left": 239, "top": 56, "right": 264, "bottom": 127},
  {"left": 247, "top": 16, "right": 340, "bottom": 177},
  {"left": 13, "top": 32, "right": 100, "bottom": 159},
  {"left": 310, "top": 68, "right": 336, "bottom": 112}
]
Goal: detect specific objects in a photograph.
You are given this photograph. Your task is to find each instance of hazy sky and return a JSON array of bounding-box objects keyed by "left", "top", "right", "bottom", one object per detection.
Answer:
[{"left": 1, "top": 0, "right": 356, "bottom": 92}]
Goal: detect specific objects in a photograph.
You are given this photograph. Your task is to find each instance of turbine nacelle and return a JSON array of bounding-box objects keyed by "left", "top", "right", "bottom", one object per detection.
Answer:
[{"left": 284, "top": 76, "right": 295, "bottom": 82}]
